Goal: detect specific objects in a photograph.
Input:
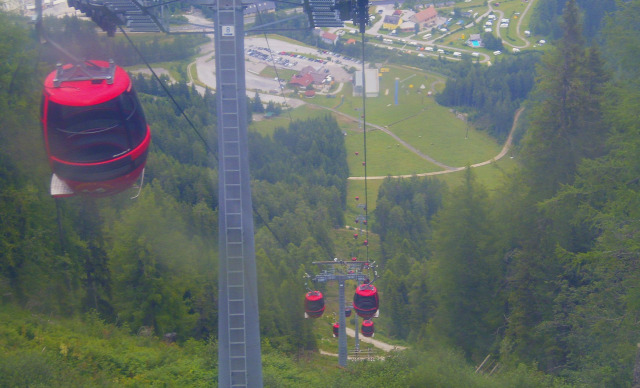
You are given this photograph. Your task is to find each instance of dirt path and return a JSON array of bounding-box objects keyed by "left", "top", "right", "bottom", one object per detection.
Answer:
[
  {"left": 308, "top": 102, "right": 458, "bottom": 171},
  {"left": 318, "top": 327, "right": 406, "bottom": 360},
  {"left": 495, "top": 0, "right": 537, "bottom": 50},
  {"left": 345, "top": 106, "right": 524, "bottom": 180},
  {"left": 184, "top": 24, "right": 524, "bottom": 180},
  {"left": 345, "top": 327, "right": 407, "bottom": 352}
]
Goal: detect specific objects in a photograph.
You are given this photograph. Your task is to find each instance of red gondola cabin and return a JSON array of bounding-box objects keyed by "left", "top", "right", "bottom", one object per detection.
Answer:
[
  {"left": 304, "top": 290, "right": 325, "bottom": 318},
  {"left": 333, "top": 322, "right": 340, "bottom": 337},
  {"left": 361, "top": 319, "right": 374, "bottom": 337},
  {"left": 353, "top": 283, "right": 379, "bottom": 319},
  {"left": 41, "top": 60, "right": 151, "bottom": 197}
]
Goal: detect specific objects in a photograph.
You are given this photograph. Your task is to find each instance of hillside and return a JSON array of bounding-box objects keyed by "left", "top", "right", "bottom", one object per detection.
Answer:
[{"left": 3, "top": 0, "right": 640, "bottom": 386}]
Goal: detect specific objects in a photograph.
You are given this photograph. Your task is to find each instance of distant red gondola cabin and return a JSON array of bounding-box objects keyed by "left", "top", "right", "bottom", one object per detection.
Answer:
[
  {"left": 353, "top": 283, "right": 379, "bottom": 319},
  {"left": 361, "top": 319, "right": 374, "bottom": 337},
  {"left": 333, "top": 322, "right": 340, "bottom": 337},
  {"left": 41, "top": 60, "right": 151, "bottom": 197},
  {"left": 304, "top": 290, "right": 325, "bottom": 318},
  {"left": 344, "top": 308, "right": 352, "bottom": 318}
]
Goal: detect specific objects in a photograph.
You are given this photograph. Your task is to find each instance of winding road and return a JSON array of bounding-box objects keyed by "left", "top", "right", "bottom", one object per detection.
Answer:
[{"left": 494, "top": 0, "right": 537, "bottom": 50}]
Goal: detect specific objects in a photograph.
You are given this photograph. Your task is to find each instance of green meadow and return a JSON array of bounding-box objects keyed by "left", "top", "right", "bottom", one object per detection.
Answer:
[{"left": 250, "top": 61, "right": 517, "bottom": 213}]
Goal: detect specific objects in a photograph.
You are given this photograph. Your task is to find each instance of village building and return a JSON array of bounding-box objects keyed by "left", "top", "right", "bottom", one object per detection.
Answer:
[
  {"left": 289, "top": 66, "right": 329, "bottom": 89},
  {"left": 300, "top": 65, "right": 327, "bottom": 84},
  {"left": 409, "top": 6, "right": 437, "bottom": 29},
  {"left": 353, "top": 69, "right": 379, "bottom": 98},
  {"left": 382, "top": 15, "right": 402, "bottom": 30},
  {"left": 321, "top": 31, "right": 339, "bottom": 45},
  {"left": 289, "top": 73, "right": 314, "bottom": 88},
  {"left": 465, "top": 33, "right": 484, "bottom": 48},
  {"left": 400, "top": 21, "right": 416, "bottom": 32}
]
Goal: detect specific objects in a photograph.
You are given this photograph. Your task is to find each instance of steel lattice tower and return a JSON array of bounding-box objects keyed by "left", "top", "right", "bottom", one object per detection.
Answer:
[{"left": 213, "top": 0, "right": 263, "bottom": 385}]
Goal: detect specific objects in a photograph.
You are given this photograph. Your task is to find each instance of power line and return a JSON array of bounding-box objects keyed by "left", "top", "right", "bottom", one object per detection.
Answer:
[
  {"left": 254, "top": 8, "right": 294, "bottom": 124},
  {"left": 117, "top": 25, "right": 215, "bottom": 155}
]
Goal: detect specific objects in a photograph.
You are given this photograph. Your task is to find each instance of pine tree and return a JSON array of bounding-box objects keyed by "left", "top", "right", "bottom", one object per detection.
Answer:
[
  {"left": 519, "top": 0, "right": 607, "bottom": 198},
  {"left": 427, "top": 168, "right": 502, "bottom": 359}
]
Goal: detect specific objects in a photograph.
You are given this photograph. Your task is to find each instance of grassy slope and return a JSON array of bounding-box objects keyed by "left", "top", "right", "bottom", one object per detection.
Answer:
[
  {"left": 0, "top": 304, "right": 570, "bottom": 387},
  {"left": 251, "top": 62, "right": 517, "bottom": 217},
  {"left": 0, "top": 305, "right": 338, "bottom": 387}
]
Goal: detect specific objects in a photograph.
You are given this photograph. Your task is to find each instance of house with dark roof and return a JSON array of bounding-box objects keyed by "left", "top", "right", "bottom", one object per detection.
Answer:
[
  {"left": 466, "top": 33, "right": 484, "bottom": 47},
  {"left": 383, "top": 15, "right": 402, "bottom": 30},
  {"left": 299, "top": 66, "right": 326, "bottom": 84},
  {"left": 299, "top": 66, "right": 316, "bottom": 75}
]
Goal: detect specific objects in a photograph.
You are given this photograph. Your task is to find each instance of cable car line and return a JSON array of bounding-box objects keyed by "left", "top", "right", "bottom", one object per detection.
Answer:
[
  {"left": 359, "top": 20, "right": 370, "bottom": 265},
  {"left": 120, "top": 23, "right": 297, "bottom": 251},
  {"left": 254, "top": 9, "right": 295, "bottom": 124},
  {"left": 117, "top": 25, "right": 214, "bottom": 155},
  {"left": 245, "top": 14, "right": 308, "bottom": 33}
]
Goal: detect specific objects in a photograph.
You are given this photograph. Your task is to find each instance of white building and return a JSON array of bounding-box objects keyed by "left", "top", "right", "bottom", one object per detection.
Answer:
[{"left": 353, "top": 69, "right": 380, "bottom": 98}]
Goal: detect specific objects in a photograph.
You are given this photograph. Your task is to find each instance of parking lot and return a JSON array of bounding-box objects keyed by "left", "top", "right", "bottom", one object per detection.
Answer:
[{"left": 244, "top": 36, "right": 355, "bottom": 84}]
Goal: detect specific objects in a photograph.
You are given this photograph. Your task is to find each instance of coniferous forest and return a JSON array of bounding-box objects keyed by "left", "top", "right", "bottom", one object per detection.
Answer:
[{"left": 3, "top": 0, "right": 640, "bottom": 385}]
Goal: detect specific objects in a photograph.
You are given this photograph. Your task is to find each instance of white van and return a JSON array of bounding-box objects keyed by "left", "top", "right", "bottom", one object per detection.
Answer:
[
  {"left": 425, "top": 46, "right": 434, "bottom": 51},
  {"left": 471, "top": 52, "right": 479, "bottom": 57},
  {"left": 383, "top": 38, "right": 393, "bottom": 44},
  {"left": 453, "top": 52, "right": 461, "bottom": 57},
  {"left": 493, "top": 50, "right": 502, "bottom": 55}
]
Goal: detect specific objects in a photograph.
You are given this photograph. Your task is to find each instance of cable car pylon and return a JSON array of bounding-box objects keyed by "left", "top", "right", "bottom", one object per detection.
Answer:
[
  {"left": 310, "top": 259, "right": 373, "bottom": 367},
  {"left": 64, "top": 0, "right": 372, "bottom": 381}
]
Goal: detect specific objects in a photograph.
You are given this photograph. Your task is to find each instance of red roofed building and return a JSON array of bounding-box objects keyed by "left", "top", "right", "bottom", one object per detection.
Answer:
[
  {"left": 298, "top": 66, "right": 326, "bottom": 84},
  {"left": 321, "top": 31, "right": 339, "bottom": 45},
  {"left": 410, "top": 5, "right": 437, "bottom": 29},
  {"left": 289, "top": 73, "right": 314, "bottom": 88}
]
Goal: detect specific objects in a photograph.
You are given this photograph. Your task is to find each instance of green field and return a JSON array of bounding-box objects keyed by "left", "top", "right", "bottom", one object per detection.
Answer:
[
  {"left": 346, "top": 129, "right": 442, "bottom": 177},
  {"left": 250, "top": 62, "right": 516, "bottom": 213}
]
